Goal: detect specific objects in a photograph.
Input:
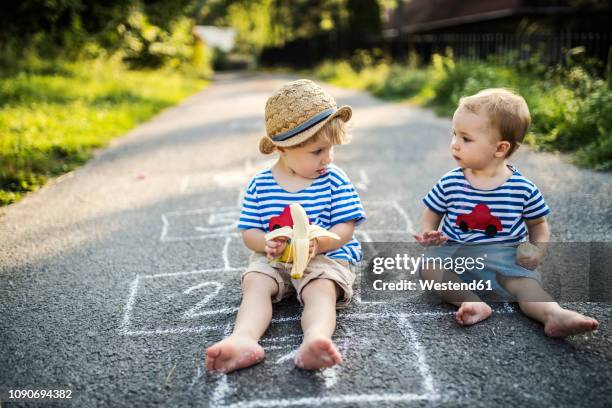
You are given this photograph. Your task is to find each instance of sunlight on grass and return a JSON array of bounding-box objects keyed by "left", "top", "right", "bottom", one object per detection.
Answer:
[{"left": 0, "top": 59, "right": 208, "bottom": 205}]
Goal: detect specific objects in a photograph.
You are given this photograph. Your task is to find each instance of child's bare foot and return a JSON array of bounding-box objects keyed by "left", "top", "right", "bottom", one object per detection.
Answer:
[
  {"left": 205, "top": 335, "right": 265, "bottom": 373},
  {"left": 544, "top": 309, "right": 599, "bottom": 338},
  {"left": 295, "top": 336, "right": 342, "bottom": 370},
  {"left": 456, "top": 302, "right": 492, "bottom": 326}
]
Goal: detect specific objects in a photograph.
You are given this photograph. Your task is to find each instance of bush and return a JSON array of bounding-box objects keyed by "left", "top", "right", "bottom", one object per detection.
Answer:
[
  {"left": 420, "top": 54, "right": 520, "bottom": 115},
  {"left": 370, "top": 65, "right": 430, "bottom": 100},
  {"left": 118, "top": 11, "right": 198, "bottom": 70}
]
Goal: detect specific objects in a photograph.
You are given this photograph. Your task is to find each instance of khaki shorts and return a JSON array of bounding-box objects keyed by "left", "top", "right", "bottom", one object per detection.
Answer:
[{"left": 242, "top": 253, "right": 356, "bottom": 308}]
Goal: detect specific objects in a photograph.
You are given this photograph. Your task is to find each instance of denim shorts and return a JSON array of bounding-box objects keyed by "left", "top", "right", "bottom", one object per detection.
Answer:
[{"left": 421, "top": 242, "right": 541, "bottom": 301}]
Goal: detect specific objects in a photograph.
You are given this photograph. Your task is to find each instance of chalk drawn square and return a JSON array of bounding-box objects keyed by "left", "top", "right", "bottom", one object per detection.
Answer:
[
  {"left": 121, "top": 269, "right": 241, "bottom": 336},
  {"left": 161, "top": 207, "right": 241, "bottom": 242},
  {"left": 209, "top": 313, "right": 438, "bottom": 407}
]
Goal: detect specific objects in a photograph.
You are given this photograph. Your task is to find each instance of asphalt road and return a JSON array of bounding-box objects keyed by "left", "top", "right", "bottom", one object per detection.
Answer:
[{"left": 1, "top": 72, "right": 611, "bottom": 407}]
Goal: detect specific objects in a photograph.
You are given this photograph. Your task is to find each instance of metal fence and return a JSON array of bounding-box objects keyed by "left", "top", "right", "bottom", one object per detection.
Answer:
[
  {"left": 391, "top": 32, "right": 611, "bottom": 67},
  {"left": 261, "top": 31, "right": 611, "bottom": 74}
]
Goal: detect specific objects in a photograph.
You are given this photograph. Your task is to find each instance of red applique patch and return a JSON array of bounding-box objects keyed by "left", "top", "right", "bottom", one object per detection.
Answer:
[{"left": 455, "top": 203, "right": 503, "bottom": 237}]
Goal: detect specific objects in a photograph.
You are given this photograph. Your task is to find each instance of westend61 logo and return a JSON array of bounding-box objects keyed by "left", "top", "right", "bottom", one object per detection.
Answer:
[{"left": 371, "top": 253, "right": 486, "bottom": 275}]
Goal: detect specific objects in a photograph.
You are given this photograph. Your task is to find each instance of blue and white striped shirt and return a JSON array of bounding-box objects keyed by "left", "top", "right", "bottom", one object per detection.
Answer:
[
  {"left": 238, "top": 164, "right": 366, "bottom": 263},
  {"left": 423, "top": 166, "right": 550, "bottom": 244}
]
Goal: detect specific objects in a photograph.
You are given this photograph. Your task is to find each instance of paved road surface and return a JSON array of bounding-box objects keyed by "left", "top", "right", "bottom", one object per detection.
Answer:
[{"left": 1, "top": 73, "right": 611, "bottom": 407}]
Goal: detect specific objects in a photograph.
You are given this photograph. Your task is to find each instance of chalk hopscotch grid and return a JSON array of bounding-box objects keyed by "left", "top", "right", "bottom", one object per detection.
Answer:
[
  {"left": 208, "top": 312, "right": 440, "bottom": 408},
  {"left": 123, "top": 196, "right": 511, "bottom": 405}
]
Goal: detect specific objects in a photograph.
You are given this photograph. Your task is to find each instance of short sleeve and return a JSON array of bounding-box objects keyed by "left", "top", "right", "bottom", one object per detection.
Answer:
[
  {"left": 523, "top": 185, "right": 550, "bottom": 219},
  {"left": 423, "top": 179, "right": 448, "bottom": 214},
  {"left": 330, "top": 178, "right": 366, "bottom": 227},
  {"left": 237, "top": 178, "right": 267, "bottom": 231}
]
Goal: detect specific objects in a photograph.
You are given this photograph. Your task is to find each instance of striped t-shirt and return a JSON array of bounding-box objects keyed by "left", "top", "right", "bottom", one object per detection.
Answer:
[
  {"left": 237, "top": 164, "right": 366, "bottom": 263},
  {"left": 423, "top": 166, "right": 550, "bottom": 244}
]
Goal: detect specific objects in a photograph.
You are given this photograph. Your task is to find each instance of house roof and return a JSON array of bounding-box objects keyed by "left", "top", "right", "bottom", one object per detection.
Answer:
[{"left": 383, "top": 0, "right": 588, "bottom": 36}]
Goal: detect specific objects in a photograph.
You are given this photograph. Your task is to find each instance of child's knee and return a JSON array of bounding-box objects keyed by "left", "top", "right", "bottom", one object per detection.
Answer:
[
  {"left": 498, "top": 276, "right": 543, "bottom": 297},
  {"left": 419, "top": 267, "right": 447, "bottom": 281},
  {"left": 301, "top": 278, "right": 339, "bottom": 301},
  {"left": 242, "top": 272, "right": 279, "bottom": 295}
]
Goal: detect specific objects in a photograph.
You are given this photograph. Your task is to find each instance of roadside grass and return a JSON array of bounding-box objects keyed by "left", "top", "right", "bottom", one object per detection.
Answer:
[{"left": 0, "top": 59, "right": 208, "bottom": 205}]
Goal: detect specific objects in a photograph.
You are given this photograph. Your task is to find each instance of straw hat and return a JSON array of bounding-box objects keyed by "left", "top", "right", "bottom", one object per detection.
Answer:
[{"left": 259, "top": 79, "right": 352, "bottom": 154}]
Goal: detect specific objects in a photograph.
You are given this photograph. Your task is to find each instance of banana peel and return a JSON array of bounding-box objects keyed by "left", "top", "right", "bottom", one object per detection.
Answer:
[{"left": 265, "top": 203, "right": 340, "bottom": 279}]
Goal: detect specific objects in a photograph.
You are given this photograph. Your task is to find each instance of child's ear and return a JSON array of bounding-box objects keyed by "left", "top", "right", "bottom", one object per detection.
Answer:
[{"left": 495, "top": 141, "right": 511, "bottom": 158}]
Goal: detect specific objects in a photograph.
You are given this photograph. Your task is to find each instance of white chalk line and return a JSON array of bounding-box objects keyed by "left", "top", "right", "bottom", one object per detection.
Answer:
[
  {"left": 211, "top": 374, "right": 231, "bottom": 407},
  {"left": 275, "top": 349, "right": 298, "bottom": 364},
  {"left": 160, "top": 214, "right": 170, "bottom": 242},
  {"left": 316, "top": 337, "right": 351, "bottom": 389},
  {"left": 263, "top": 344, "right": 296, "bottom": 351},
  {"left": 190, "top": 366, "right": 203, "bottom": 388},
  {"left": 261, "top": 334, "right": 303, "bottom": 343},
  {"left": 222, "top": 392, "right": 438, "bottom": 408},
  {"left": 205, "top": 321, "right": 237, "bottom": 404},
  {"left": 236, "top": 187, "right": 244, "bottom": 207},
  {"left": 161, "top": 231, "right": 241, "bottom": 243},
  {"left": 355, "top": 169, "right": 369, "bottom": 191},
  {"left": 319, "top": 366, "right": 339, "bottom": 389},
  {"left": 222, "top": 236, "right": 232, "bottom": 270},
  {"left": 161, "top": 206, "right": 240, "bottom": 218},
  {"left": 392, "top": 200, "right": 417, "bottom": 237},
  {"left": 119, "top": 275, "right": 141, "bottom": 333},
  {"left": 143, "top": 268, "right": 241, "bottom": 279},
  {"left": 121, "top": 325, "right": 227, "bottom": 336},
  {"left": 121, "top": 306, "right": 517, "bottom": 337}
]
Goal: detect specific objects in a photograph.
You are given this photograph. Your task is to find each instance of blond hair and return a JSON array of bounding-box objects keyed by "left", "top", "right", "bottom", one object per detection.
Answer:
[
  {"left": 261, "top": 117, "right": 351, "bottom": 153},
  {"left": 458, "top": 88, "right": 531, "bottom": 157}
]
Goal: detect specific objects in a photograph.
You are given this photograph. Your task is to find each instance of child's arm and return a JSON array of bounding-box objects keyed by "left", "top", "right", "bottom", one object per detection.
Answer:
[
  {"left": 526, "top": 217, "right": 550, "bottom": 244},
  {"left": 314, "top": 221, "right": 355, "bottom": 254},
  {"left": 241, "top": 228, "right": 267, "bottom": 253},
  {"left": 414, "top": 208, "right": 448, "bottom": 246},
  {"left": 518, "top": 217, "right": 550, "bottom": 269}
]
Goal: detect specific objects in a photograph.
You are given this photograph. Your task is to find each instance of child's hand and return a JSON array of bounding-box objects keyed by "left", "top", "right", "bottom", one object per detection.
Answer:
[
  {"left": 516, "top": 242, "right": 542, "bottom": 270},
  {"left": 265, "top": 237, "right": 288, "bottom": 260},
  {"left": 413, "top": 231, "right": 448, "bottom": 246},
  {"left": 309, "top": 237, "right": 318, "bottom": 258}
]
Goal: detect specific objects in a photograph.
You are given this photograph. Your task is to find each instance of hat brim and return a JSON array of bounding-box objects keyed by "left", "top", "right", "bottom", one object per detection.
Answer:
[{"left": 260, "top": 105, "right": 352, "bottom": 150}]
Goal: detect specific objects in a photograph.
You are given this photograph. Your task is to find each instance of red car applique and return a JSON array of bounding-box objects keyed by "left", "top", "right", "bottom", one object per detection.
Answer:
[
  {"left": 455, "top": 203, "right": 502, "bottom": 237},
  {"left": 268, "top": 205, "right": 311, "bottom": 231}
]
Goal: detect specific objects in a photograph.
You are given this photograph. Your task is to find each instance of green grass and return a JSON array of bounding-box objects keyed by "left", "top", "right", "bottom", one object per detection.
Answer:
[
  {"left": 0, "top": 59, "right": 208, "bottom": 205},
  {"left": 313, "top": 55, "right": 612, "bottom": 171}
]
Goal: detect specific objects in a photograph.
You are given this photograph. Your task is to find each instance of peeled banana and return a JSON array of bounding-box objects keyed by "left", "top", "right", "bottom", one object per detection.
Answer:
[{"left": 265, "top": 203, "right": 340, "bottom": 279}]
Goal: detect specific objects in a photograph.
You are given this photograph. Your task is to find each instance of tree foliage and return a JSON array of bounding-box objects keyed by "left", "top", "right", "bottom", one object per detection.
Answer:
[
  {"left": 198, "top": 0, "right": 384, "bottom": 55},
  {"left": 0, "top": 1, "right": 204, "bottom": 68}
]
